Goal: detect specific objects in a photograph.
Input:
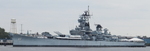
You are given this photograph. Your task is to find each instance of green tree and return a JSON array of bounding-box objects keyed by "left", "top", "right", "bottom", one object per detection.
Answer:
[{"left": 0, "top": 27, "right": 10, "bottom": 39}]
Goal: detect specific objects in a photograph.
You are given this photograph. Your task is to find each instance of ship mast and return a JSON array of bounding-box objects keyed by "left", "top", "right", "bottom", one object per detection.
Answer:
[
  {"left": 88, "top": 5, "right": 90, "bottom": 16},
  {"left": 21, "top": 24, "right": 23, "bottom": 34},
  {"left": 78, "top": 6, "right": 91, "bottom": 31}
]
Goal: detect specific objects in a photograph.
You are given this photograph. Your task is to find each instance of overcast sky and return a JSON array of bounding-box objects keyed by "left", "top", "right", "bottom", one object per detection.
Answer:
[{"left": 0, "top": 0, "right": 150, "bottom": 36}]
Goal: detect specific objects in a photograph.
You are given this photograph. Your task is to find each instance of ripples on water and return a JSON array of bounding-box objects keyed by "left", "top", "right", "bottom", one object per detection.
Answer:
[{"left": 0, "top": 45, "right": 149, "bottom": 51}]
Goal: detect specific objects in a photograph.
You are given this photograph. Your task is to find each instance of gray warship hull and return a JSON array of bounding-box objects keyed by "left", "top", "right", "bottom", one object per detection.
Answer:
[
  {"left": 13, "top": 34, "right": 145, "bottom": 47},
  {"left": 12, "top": 7, "right": 145, "bottom": 47}
]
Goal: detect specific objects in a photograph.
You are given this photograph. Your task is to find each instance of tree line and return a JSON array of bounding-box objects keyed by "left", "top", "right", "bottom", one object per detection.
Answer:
[{"left": 0, "top": 27, "right": 10, "bottom": 39}]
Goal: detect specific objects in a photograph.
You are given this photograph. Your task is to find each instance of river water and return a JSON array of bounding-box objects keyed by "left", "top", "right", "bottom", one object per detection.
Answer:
[{"left": 0, "top": 45, "right": 150, "bottom": 51}]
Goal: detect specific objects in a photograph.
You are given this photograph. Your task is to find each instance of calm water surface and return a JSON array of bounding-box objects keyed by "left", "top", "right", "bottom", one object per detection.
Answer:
[{"left": 0, "top": 45, "right": 149, "bottom": 51}]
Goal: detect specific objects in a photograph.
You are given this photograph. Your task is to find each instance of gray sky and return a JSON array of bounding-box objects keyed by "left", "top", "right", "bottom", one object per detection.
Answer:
[{"left": 0, "top": 0, "right": 150, "bottom": 36}]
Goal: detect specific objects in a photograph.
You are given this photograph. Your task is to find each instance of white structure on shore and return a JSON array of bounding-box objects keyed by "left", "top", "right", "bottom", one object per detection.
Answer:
[{"left": 10, "top": 18, "right": 17, "bottom": 33}]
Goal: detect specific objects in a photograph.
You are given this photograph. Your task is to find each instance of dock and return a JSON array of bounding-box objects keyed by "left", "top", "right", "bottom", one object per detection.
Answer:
[{"left": 0, "top": 39, "right": 13, "bottom": 45}]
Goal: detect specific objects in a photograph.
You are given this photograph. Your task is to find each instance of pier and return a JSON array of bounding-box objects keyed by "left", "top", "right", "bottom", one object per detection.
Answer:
[{"left": 0, "top": 39, "right": 13, "bottom": 45}]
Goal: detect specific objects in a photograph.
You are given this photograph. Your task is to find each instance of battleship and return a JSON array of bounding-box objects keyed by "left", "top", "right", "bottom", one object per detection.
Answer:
[{"left": 12, "top": 6, "right": 145, "bottom": 47}]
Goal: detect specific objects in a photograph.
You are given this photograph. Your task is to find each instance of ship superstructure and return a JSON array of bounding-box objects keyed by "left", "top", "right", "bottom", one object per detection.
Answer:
[{"left": 69, "top": 6, "right": 112, "bottom": 41}]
